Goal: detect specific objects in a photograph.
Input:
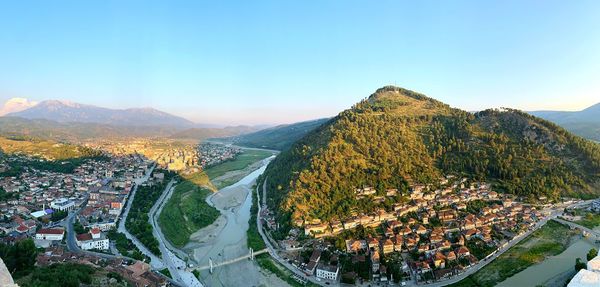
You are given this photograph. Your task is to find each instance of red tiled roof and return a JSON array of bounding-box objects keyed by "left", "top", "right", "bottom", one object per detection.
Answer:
[
  {"left": 37, "top": 228, "right": 64, "bottom": 235},
  {"left": 76, "top": 233, "right": 92, "bottom": 241}
]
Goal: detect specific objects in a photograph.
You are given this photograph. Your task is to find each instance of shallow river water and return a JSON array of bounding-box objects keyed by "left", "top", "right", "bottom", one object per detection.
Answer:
[{"left": 496, "top": 227, "right": 600, "bottom": 287}]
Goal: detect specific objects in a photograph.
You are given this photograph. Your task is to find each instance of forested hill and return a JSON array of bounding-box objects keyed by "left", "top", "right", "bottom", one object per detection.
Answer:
[
  {"left": 228, "top": 118, "right": 330, "bottom": 150},
  {"left": 262, "top": 86, "right": 600, "bottom": 225}
]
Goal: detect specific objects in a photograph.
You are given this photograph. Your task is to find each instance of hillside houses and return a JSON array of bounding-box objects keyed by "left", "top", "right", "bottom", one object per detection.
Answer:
[{"left": 295, "top": 177, "right": 542, "bottom": 283}]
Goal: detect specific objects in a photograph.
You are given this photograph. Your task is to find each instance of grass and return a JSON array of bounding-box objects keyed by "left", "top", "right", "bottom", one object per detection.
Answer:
[
  {"left": 159, "top": 268, "right": 171, "bottom": 279},
  {"left": 204, "top": 149, "right": 272, "bottom": 179},
  {"left": 247, "top": 184, "right": 266, "bottom": 251},
  {"left": 256, "top": 255, "right": 318, "bottom": 287},
  {"left": 159, "top": 149, "right": 271, "bottom": 247},
  {"left": 447, "top": 220, "right": 577, "bottom": 287},
  {"left": 107, "top": 229, "right": 149, "bottom": 261},
  {"left": 0, "top": 136, "right": 97, "bottom": 160},
  {"left": 159, "top": 172, "right": 220, "bottom": 247},
  {"left": 575, "top": 212, "right": 600, "bottom": 229}
]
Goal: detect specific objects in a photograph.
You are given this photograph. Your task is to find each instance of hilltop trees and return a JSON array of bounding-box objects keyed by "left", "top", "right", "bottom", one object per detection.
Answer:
[{"left": 263, "top": 86, "right": 600, "bottom": 226}]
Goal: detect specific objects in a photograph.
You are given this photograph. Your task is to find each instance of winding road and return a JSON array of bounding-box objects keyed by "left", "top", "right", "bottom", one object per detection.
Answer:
[
  {"left": 116, "top": 164, "right": 166, "bottom": 269},
  {"left": 150, "top": 179, "right": 203, "bottom": 287}
]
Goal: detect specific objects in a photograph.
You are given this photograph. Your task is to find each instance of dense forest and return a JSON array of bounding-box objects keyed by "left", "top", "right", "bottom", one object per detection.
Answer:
[{"left": 263, "top": 86, "right": 600, "bottom": 228}]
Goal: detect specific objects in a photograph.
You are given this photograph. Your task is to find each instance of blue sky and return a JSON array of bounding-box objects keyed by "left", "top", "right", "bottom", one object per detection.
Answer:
[{"left": 1, "top": 1, "right": 599, "bottom": 125}]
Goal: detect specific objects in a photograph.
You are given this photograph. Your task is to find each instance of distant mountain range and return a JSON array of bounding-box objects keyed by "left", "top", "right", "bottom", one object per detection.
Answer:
[
  {"left": 0, "top": 98, "right": 264, "bottom": 141},
  {"left": 5, "top": 99, "right": 195, "bottom": 128},
  {"left": 530, "top": 103, "right": 600, "bottom": 141}
]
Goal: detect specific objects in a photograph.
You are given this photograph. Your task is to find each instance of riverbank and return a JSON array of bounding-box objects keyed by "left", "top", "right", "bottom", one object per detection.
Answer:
[
  {"left": 205, "top": 148, "right": 274, "bottom": 189},
  {"left": 158, "top": 172, "right": 219, "bottom": 247},
  {"left": 185, "top": 158, "right": 291, "bottom": 286},
  {"left": 158, "top": 146, "right": 274, "bottom": 248},
  {"left": 448, "top": 220, "right": 578, "bottom": 287},
  {"left": 496, "top": 237, "right": 597, "bottom": 287}
]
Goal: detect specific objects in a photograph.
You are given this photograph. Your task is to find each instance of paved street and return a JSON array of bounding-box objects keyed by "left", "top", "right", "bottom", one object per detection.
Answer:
[
  {"left": 116, "top": 165, "right": 166, "bottom": 269},
  {"left": 257, "top": 178, "right": 597, "bottom": 287},
  {"left": 411, "top": 199, "right": 596, "bottom": 287},
  {"left": 257, "top": 178, "right": 324, "bottom": 286},
  {"left": 149, "top": 180, "right": 203, "bottom": 287}
]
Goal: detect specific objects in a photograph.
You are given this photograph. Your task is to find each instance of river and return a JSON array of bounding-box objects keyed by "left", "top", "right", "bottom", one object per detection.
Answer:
[
  {"left": 496, "top": 228, "right": 600, "bottom": 287},
  {"left": 188, "top": 156, "right": 289, "bottom": 287}
]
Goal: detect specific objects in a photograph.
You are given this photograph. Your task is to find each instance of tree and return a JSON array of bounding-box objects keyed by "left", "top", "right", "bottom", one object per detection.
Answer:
[
  {"left": 24, "top": 263, "right": 95, "bottom": 287},
  {"left": 587, "top": 248, "right": 598, "bottom": 261},
  {"left": 0, "top": 239, "right": 38, "bottom": 279},
  {"left": 575, "top": 258, "right": 587, "bottom": 271}
]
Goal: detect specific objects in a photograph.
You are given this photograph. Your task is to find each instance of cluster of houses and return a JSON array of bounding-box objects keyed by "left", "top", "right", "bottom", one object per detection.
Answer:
[
  {"left": 271, "top": 176, "right": 545, "bottom": 284},
  {"left": 298, "top": 249, "right": 341, "bottom": 281},
  {"left": 36, "top": 245, "right": 168, "bottom": 287},
  {"left": 591, "top": 199, "right": 600, "bottom": 213},
  {"left": 86, "top": 139, "right": 200, "bottom": 171},
  {"left": 198, "top": 143, "right": 241, "bottom": 168},
  {"left": 0, "top": 154, "right": 151, "bottom": 249}
]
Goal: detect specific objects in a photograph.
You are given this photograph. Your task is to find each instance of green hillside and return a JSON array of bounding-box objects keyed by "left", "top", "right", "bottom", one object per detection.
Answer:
[
  {"left": 263, "top": 86, "right": 600, "bottom": 227},
  {"left": 0, "top": 136, "right": 105, "bottom": 175},
  {"left": 230, "top": 118, "right": 329, "bottom": 150}
]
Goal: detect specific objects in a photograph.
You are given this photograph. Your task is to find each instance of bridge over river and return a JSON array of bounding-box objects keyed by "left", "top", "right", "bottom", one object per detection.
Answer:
[
  {"left": 188, "top": 248, "right": 269, "bottom": 273},
  {"left": 554, "top": 218, "right": 600, "bottom": 240}
]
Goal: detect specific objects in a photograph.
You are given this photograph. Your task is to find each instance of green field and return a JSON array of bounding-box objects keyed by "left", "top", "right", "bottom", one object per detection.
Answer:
[
  {"left": 256, "top": 255, "right": 318, "bottom": 287},
  {"left": 575, "top": 212, "right": 600, "bottom": 229},
  {"left": 448, "top": 220, "right": 577, "bottom": 287},
  {"left": 158, "top": 172, "right": 220, "bottom": 247},
  {"left": 204, "top": 149, "right": 273, "bottom": 179},
  {"left": 159, "top": 148, "right": 272, "bottom": 247},
  {"left": 247, "top": 184, "right": 266, "bottom": 251}
]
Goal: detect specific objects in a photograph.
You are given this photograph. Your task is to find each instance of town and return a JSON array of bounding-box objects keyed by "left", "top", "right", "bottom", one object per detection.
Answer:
[
  {"left": 259, "top": 176, "right": 551, "bottom": 285},
  {"left": 0, "top": 141, "right": 242, "bottom": 287}
]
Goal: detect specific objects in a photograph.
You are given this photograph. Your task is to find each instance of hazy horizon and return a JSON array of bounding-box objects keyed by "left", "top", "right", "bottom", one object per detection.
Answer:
[{"left": 1, "top": 1, "right": 599, "bottom": 125}]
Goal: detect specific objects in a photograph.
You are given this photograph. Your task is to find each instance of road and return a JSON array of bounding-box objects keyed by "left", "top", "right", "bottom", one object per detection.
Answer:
[
  {"left": 64, "top": 193, "right": 137, "bottom": 262},
  {"left": 257, "top": 177, "right": 598, "bottom": 287},
  {"left": 257, "top": 178, "right": 323, "bottom": 286},
  {"left": 554, "top": 218, "right": 600, "bottom": 238},
  {"left": 150, "top": 179, "right": 203, "bottom": 287},
  {"left": 413, "top": 199, "right": 597, "bottom": 287},
  {"left": 116, "top": 164, "right": 166, "bottom": 269}
]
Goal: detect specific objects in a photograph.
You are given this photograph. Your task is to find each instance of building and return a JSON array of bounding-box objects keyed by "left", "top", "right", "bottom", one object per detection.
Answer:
[
  {"left": 50, "top": 198, "right": 75, "bottom": 212},
  {"left": 76, "top": 228, "right": 109, "bottom": 250},
  {"left": 587, "top": 255, "right": 600, "bottom": 273},
  {"left": 316, "top": 263, "right": 339, "bottom": 281},
  {"left": 568, "top": 269, "right": 600, "bottom": 287},
  {"left": 567, "top": 254, "right": 600, "bottom": 287},
  {"left": 35, "top": 228, "right": 65, "bottom": 241}
]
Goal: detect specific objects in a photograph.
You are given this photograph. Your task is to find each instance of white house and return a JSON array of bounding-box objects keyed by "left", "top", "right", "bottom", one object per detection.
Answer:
[
  {"left": 568, "top": 254, "right": 600, "bottom": 287},
  {"left": 587, "top": 254, "right": 600, "bottom": 273},
  {"left": 568, "top": 269, "right": 600, "bottom": 287},
  {"left": 35, "top": 228, "right": 65, "bottom": 241},
  {"left": 316, "top": 263, "right": 339, "bottom": 281},
  {"left": 50, "top": 198, "right": 75, "bottom": 212},
  {"left": 76, "top": 228, "right": 109, "bottom": 250}
]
